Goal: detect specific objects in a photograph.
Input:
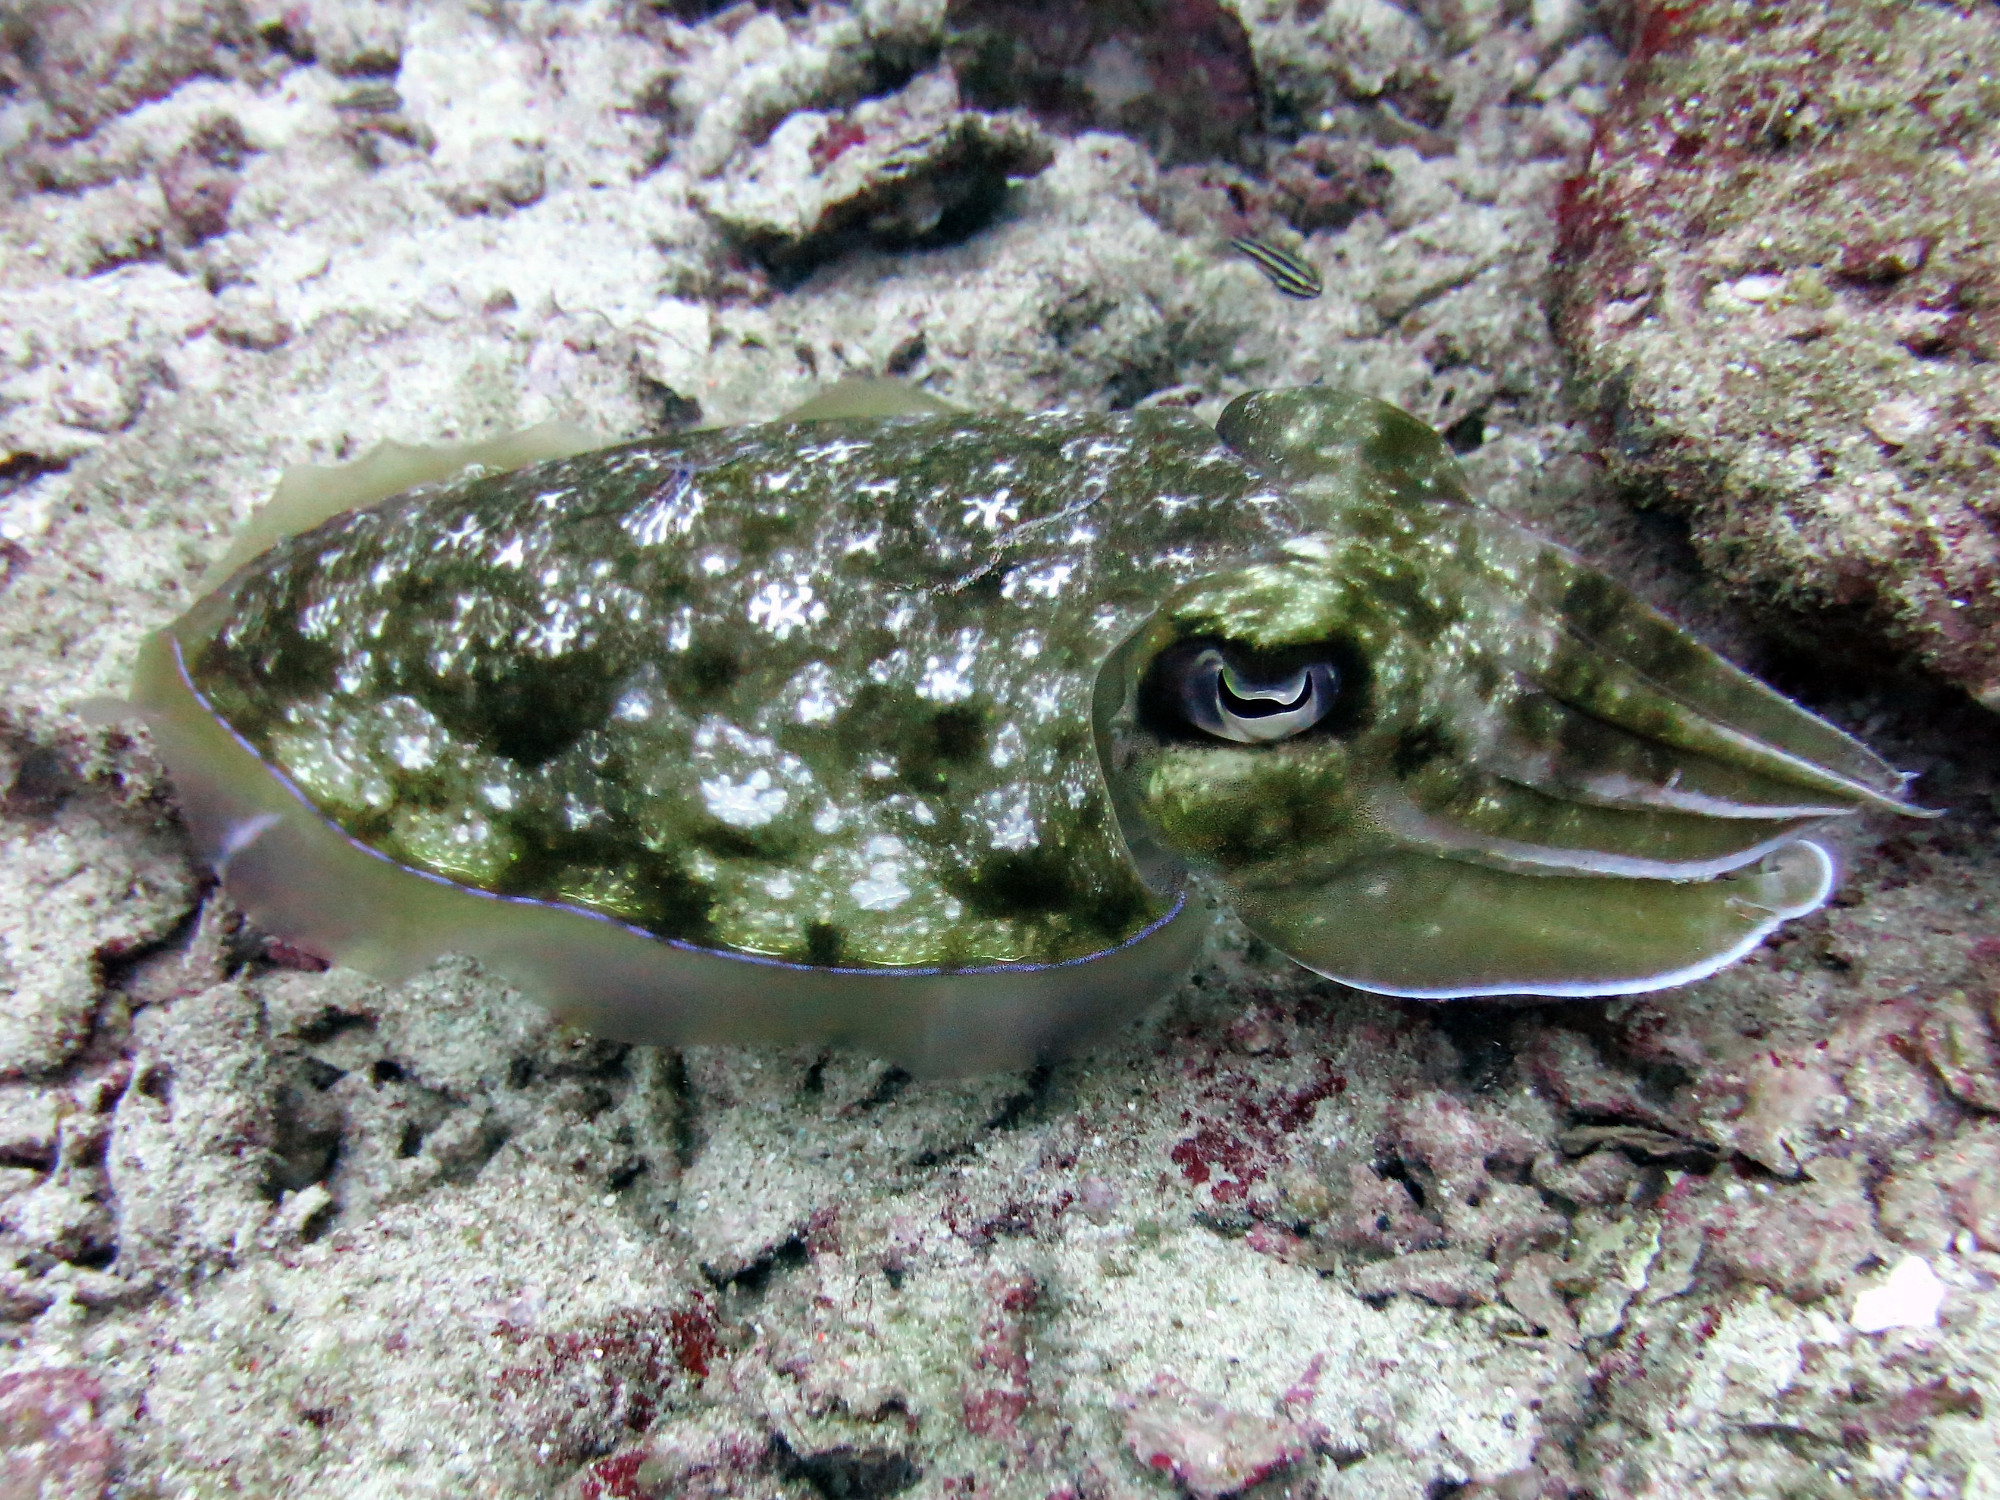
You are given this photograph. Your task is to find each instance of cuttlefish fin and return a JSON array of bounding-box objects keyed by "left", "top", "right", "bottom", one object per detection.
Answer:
[
  {"left": 1215, "top": 387, "right": 1473, "bottom": 511},
  {"left": 1231, "top": 840, "right": 1834, "bottom": 999},
  {"left": 783, "top": 377, "right": 962, "bottom": 422}
]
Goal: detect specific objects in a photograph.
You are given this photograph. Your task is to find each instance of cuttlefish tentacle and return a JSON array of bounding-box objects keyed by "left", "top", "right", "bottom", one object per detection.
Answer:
[{"left": 1218, "top": 386, "right": 1923, "bottom": 816}]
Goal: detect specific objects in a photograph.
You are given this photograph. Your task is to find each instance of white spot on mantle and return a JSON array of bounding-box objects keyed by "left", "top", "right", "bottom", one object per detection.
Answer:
[
  {"left": 849, "top": 837, "right": 911, "bottom": 910},
  {"left": 748, "top": 580, "right": 825, "bottom": 640},
  {"left": 701, "top": 769, "right": 788, "bottom": 828}
]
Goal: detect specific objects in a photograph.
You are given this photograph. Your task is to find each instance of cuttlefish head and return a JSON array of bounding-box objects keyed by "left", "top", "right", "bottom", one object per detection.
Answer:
[{"left": 1096, "top": 388, "right": 1929, "bottom": 999}]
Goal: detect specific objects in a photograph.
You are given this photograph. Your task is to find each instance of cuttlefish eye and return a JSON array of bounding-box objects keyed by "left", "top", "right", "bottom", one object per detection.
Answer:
[{"left": 1147, "top": 638, "right": 1343, "bottom": 745}]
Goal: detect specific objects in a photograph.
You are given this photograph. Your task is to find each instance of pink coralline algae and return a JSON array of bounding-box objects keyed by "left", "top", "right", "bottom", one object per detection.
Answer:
[
  {"left": 1352, "top": 1248, "right": 1498, "bottom": 1309},
  {"left": 1120, "top": 1375, "right": 1319, "bottom": 1500},
  {"left": 0, "top": 1368, "right": 115, "bottom": 1500},
  {"left": 1704, "top": 1161, "right": 1888, "bottom": 1305},
  {"left": 491, "top": 1299, "right": 719, "bottom": 1465},
  {"left": 960, "top": 1273, "right": 1040, "bottom": 1444},
  {"left": 1380, "top": 1090, "right": 1561, "bottom": 1263},
  {"left": 1167, "top": 1055, "right": 1345, "bottom": 1208}
]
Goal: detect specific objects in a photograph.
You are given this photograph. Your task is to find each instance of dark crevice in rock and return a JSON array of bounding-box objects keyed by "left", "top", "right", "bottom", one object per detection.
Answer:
[
  {"left": 289, "top": 1009, "right": 375, "bottom": 1046},
  {"left": 1441, "top": 410, "right": 1485, "bottom": 453},
  {"left": 2, "top": 744, "right": 77, "bottom": 815},
  {"left": 1373, "top": 1154, "right": 1427, "bottom": 1211},
  {"left": 945, "top": 0, "right": 1262, "bottom": 168},
  {"left": 0, "top": 452, "right": 70, "bottom": 500},
  {"left": 1424, "top": 1002, "right": 1519, "bottom": 1094},
  {"left": 982, "top": 1062, "right": 1052, "bottom": 1133},
  {"left": 752, "top": 165, "right": 1024, "bottom": 290},
  {"left": 635, "top": 374, "right": 703, "bottom": 433},
  {"left": 845, "top": 1065, "right": 912, "bottom": 1115},
  {"left": 702, "top": 1233, "right": 808, "bottom": 1294},
  {"left": 1555, "top": 1123, "right": 1719, "bottom": 1170},
  {"left": 908, "top": 1065, "right": 1052, "bottom": 1168},
  {"left": 663, "top": 1051, "right": 701, "bottom": 1169},
  {"left": 1104, "top": 356, "right": 1178, "bottom": 412},
  {"left": 781, "top": 1439, "right": 922, "bottom": 1500}
]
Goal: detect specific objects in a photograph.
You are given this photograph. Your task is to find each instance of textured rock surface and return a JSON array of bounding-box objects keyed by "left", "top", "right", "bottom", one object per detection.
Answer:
[
  {"left": 693, "top": 66, "right": 1055, "bottom": 276},
  {"left": 945, "top": 0, "right": 1264, "bottom": 168},
  {"left": 0, "top": 1, "right": 1996, "bottom": 1497},
  {"left": 1553, "top": 0, "right": 2000, "bottom": 709}
]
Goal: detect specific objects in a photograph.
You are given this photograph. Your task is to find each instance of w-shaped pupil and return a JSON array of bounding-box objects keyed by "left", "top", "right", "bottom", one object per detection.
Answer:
[{"left": 1219, "top": 665, "right": 1315, "bottom": 717}]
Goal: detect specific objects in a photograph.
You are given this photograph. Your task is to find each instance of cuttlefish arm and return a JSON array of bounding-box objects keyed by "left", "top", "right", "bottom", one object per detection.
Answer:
[{"left": 1103, "top": 388, "right": 1932, "bottom": 1000}]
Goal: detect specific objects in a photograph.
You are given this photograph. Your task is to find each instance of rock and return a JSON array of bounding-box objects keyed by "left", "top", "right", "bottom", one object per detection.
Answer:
[
  {"left": 157, "top": 113, "right": 251, "bottom": 242},
  {"left": 0, "top": 0, "right": 256, "bottom": 139},
  {"left": 1317, "top": 1159, "right": 1447, "bottom": 1258},
  {"left": 211, "top": 285, "right": 291, "bottom": 351},
  {"left": 1531, "top": 1146, "right": 1639, "bottom": 1207},
  {"left": 1704, "top": 1158, "right": 1889, "bottom": 1304},
  {"left": 0, "top": 1368, "right": 114, "bottom": 1500},
  {"left": 1850, "top": 1254, "right": 1945, "bottom": 1335},
  {"left": 492, "top": 1301, "right": 716, "bottom": 1466},
  {"left": 1, "top": 1172, "right": 115, "bottom": 1266},
  {"left": 1384, "top": 1090, "right": 1563, "bottom": 1262},
  {"left": 1267, "top": 133, "right": 1395, "bottom": 234},
  {"left": 1230, "top": 0, "right": 1438, "bottom": 120},
  {"left": 1839, "top": 1045, "right": 1953, "bottom": 1158},
  {"left": 693, "top": 67, "right": 1053, "bottom": 277},
  {"left": 1500, "top": 1251, "right": 1581, "bottom": 1346},
  {"left": 1927, "top": 1122, "right": 2000, "bottom": 1251},
  {"left": 106, "top": 981, "right": 276, "bottom": 1278},
  {"left": 1552, "top": 0, "right": 2000, "bottom": 708},
  {"left": 1917, "top": 987, "right": 2000, "bottom": 1114},
  {"left": 1353, "top": 1248, "right": 1499, "bottom": 1308},
  {"left": 1875, "top": 1164, "right": 1956, "bottom": 1253},
  {"left": 1557, "top": 1207, "right": 1661, "bottom": 1340},
  {"left": 1713, "top": 1051, "right": 1843, "bottom": 1179},
  {"left": 945, "top": 0, "right": 1263, "bottom": 168},
  {"left": 0, "top": 801, "right": 196, "bottom": 1079},
  {"left": 0, "top": 266, "right": 216, "bottom": 466},
  {"left": 960, "top": 1271, "right": 1038, "bottom": 1443},
  {"left": 0, "top": 1085, "right": 61, "bottom": 1168},
  {"left": 658, "top": 2, "right": 940, "bottom": 180},
  {"left": 436, "top": 139, "right": 546, "bottom": 216},
  {"left": 284, "top": 0, "right": 411, "bottom": 78},
  {"left": 577, "top": 1409, "right": 782, "bottom": 1500},
  {"left": 1120, "top": 1373, "right": 1318, "bottom": 1500}
]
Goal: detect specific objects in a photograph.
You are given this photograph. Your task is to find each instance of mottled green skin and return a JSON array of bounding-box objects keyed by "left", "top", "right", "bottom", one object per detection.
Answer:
[{"left": 183, "top": 410, "right": 1299, "bottom": 969}]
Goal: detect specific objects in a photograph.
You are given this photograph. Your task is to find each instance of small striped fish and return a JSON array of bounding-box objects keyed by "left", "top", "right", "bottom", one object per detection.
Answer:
[{"left": 1229, "top": 236, "right": 1323, "bottom": 299}]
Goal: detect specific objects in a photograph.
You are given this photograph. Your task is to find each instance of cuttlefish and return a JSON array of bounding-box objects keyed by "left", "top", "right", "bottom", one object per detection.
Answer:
[{"left": 125, "top": 383, "right": 1924, "bottom": 1075}]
